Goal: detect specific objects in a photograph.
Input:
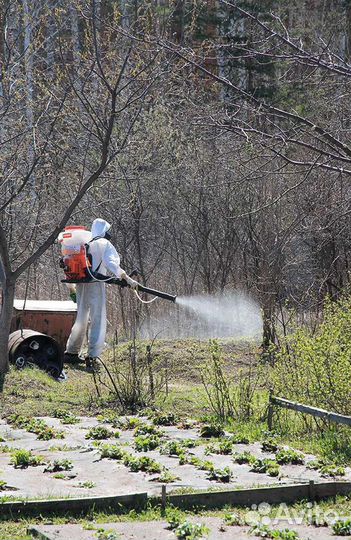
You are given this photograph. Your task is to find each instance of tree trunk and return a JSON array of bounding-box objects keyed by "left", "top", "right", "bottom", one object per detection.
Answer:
[{"left": 0, "top": 277, "right": 15, "bottom": 382}]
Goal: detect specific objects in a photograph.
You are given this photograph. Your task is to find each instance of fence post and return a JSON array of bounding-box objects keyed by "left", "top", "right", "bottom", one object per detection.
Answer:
[{"left": 267, "top": 389, "right": 274, "bottom": 431}]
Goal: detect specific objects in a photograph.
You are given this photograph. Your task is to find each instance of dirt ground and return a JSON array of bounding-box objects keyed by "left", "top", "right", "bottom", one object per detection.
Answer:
[{"left": 30, "top": 517, "right": 348, "bottom": 540}]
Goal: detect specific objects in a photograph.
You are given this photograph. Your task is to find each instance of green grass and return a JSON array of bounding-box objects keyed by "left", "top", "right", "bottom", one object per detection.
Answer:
[
  {"left": 2, "top": 496, "right": 351, "bottom": 540},
  {"left": 0, "top": 365, "right": 96, "bottom": 418}
]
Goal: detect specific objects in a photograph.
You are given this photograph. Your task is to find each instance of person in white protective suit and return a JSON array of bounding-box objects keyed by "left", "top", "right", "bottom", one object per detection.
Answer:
[{"left": 64, "top": 218, "right": 138, "bottom": 371}]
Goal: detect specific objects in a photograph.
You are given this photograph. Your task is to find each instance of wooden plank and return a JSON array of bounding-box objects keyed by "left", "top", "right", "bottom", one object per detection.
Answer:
[
  {"left": 271, "top": 396, "right": 351, "bottom": 427},
  {"left": 0, "top": 492, "right": 148, "bottom": 517},
  {"left": 164, "top": 482, "right": 351, "bottom": 510}
]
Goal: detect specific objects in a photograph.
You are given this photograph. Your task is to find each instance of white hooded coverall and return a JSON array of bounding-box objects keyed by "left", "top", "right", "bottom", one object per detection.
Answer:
[{"left": 66, "top": 219, "right": 123, "bottom": 358}]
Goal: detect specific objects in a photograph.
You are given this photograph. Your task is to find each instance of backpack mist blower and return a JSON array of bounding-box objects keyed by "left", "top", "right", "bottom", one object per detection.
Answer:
[{"left": 58, "top": 226, "right": 177, "bottom": 303}]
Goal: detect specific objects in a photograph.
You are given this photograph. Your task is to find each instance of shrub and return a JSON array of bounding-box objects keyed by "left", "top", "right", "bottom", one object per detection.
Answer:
[{"left": 273, "top": 295, "right": 351, "bottom": 417}]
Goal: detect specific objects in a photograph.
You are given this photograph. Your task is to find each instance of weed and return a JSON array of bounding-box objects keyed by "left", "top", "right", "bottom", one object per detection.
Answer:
[
  {"left": 8, "top": 414, "right": 64, "bottom": 440},
  {"left": 206, "top": 466, "right": 232, "bottom": 483},
  {"left": 79, "top": 481, "right": 96, "bottom": 488},
  {"left": 261, "top": 433, "right": 280, "bottom": 453},
  {"left": 232, "top": 451, "right": 256, "bottom": 465},
  {"left": 134, "top": 435, "right": 160, "bottom": 452},
  {"left": 53, "top": 409, "right": 79, "bottom": 424},
  {"left": 332, "top": 518, "right": 351, "bottom": 536},
  {"left": 96, "top": 529, "right": 120, "bottom": 540},
  {"left": 44, "top": 459, "right": 73, "bottom": 473},
  {"left": 199, "top": 422, "right": 224, "bottom": 438},
  {"left": 174, "top": 521, "right": 209, "bottom": 539},
  {"left": 275, "top": 449, "right": 304, "bottom": 465},
  {"left": 224, "top": 512, "right": 244, "bottom": 526},
  {"left": 319, "top": 464, "right": 345, "bottom": 477},
  {"left": 53, "top": 473, "right": 66, "bottom": 479},
  {"left": 161, "top": 440, "right": 195, "bottom": 457},
  {"left": 116, "top": 417, "right": 142, "bottom": 430},
  {"left": 100, "top": 444, "right": 126, "bottom": 460},
  {"left": 133, "top": 423, "right": 163, "bottom": 437},
  {"left": 152, "top": 412, "right": 178, "bottom": 426},
  {"left": 152, "top": 470, "right": 180, "bottom": 483},
  {"left": 123, "top": 455, "right": 162, "bottom": 474},
  {"left": 0, "top": 480, "right": 7, "bottom": 490},
  {"left": 250, "top": 525, "right": 299, "bottom": 538},
  {"left": 229, "top": 434, "right": 250, "bottom": 444},
  {"left": 205, "top": 440, "right": 232, "bottom": 455},
  {"left": 85, "top": 426, "right": 119, "bottom": 440},
  {"left": 10, "top": 449, "right": 45, "bottom": 468},
  {"left": 251, "top": 458, "right": 280, "bottom": 477}
]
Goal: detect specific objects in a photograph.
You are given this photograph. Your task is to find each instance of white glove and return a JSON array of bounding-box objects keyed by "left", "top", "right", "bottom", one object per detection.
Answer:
[
  {"left": 120, "top": 271, "right": 139, "bottom": 289},
  {"left": 125, "top": 275, "right": 139, "bottom": 289}
]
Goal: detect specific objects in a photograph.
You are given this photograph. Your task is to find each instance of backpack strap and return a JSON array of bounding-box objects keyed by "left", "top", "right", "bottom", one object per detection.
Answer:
[{"left": 85, "top": 236, "right": 105, "bottom": 274}]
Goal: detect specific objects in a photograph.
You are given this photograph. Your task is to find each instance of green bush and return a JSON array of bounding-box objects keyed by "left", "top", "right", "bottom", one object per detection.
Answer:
[{"left": 273, "top": 296, "right": 351, "bottom": 416}]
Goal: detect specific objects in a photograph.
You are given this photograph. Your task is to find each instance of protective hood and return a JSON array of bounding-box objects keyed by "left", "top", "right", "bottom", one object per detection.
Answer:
[{"left": 91, "top": 218, "right": 111, "bottom": 239}]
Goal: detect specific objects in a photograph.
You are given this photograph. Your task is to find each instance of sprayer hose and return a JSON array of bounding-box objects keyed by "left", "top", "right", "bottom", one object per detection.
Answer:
[{"left": 134, "top": 289, "right": 158, "bottom": 304}]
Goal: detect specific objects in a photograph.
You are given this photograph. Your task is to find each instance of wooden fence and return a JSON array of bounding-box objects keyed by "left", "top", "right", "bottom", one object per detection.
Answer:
[{"left": 268, "top": 394, "right": 351, "bottom": 430}]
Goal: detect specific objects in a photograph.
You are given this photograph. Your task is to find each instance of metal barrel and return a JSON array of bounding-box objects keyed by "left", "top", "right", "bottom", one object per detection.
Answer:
[{"left": 8, "top": 330, "right": 63, "bottom": 378}]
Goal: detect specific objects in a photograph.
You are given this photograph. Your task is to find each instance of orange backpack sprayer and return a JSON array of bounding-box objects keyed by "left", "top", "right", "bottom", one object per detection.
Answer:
[
  {"left": 58, "top": 225, "right": 177, "bottom": 303},
  {"left": 58, "top": 226, "right": 92, "bottom": 281}
]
